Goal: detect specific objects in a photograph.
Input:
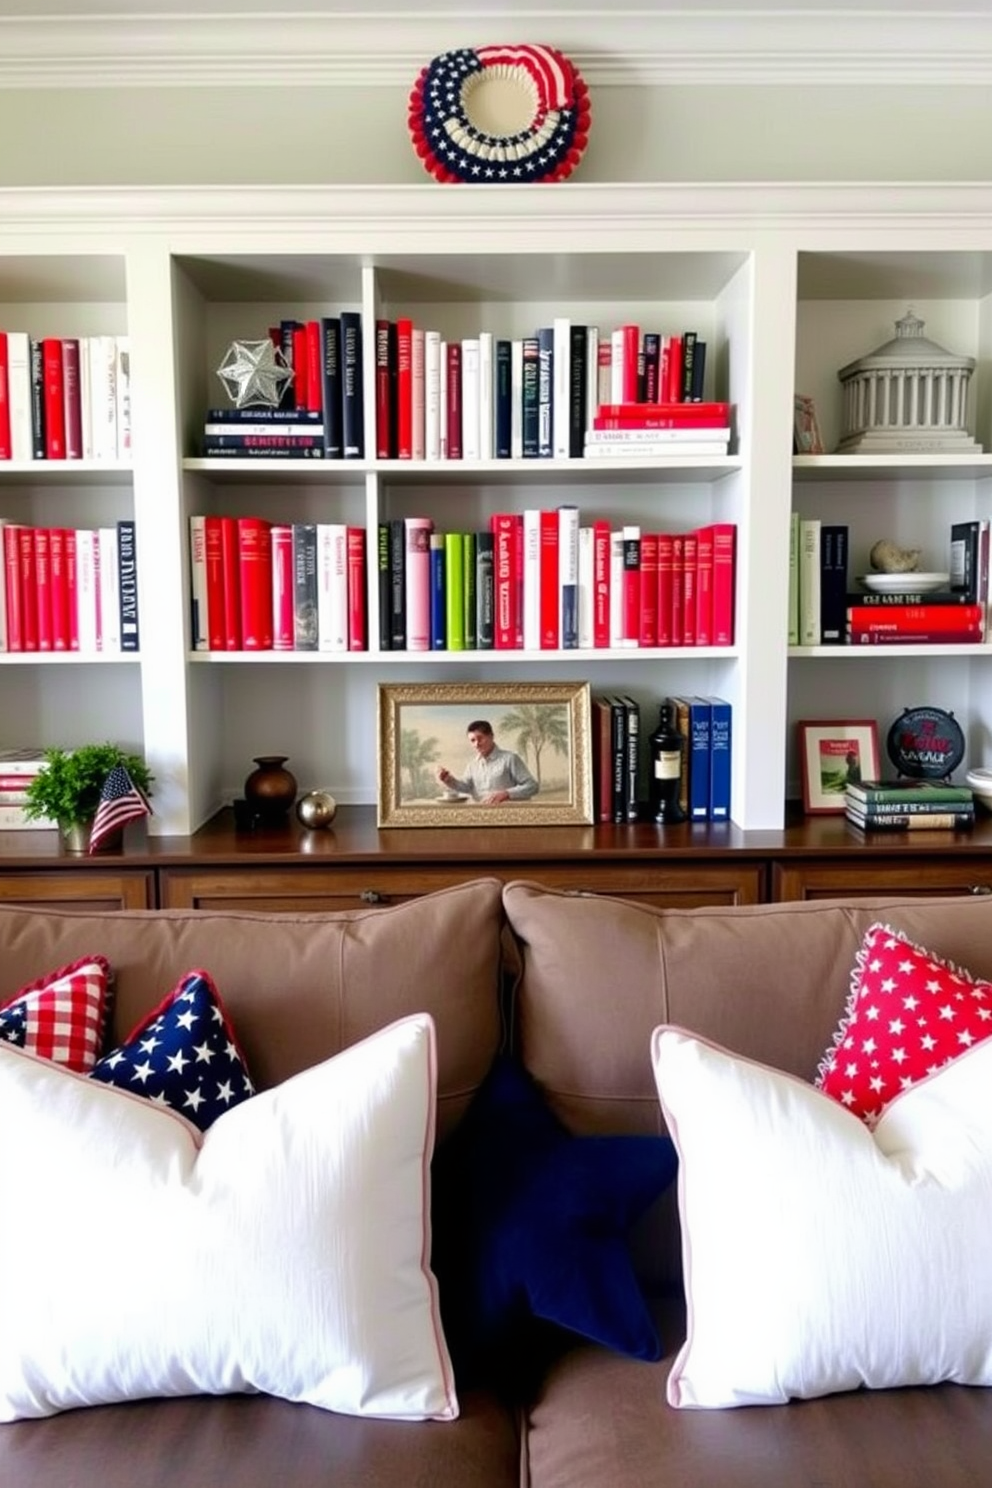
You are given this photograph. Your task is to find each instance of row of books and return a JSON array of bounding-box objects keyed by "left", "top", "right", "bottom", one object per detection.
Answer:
[
  {"left": 200, "top": 312, "right": 364, "bottom": 460},
  {"left": 845, "top": 777, "right": 975, "bottom": 833},
  {"left": 790, "top": 516, "right": 990, "bottom": 645},
  {"left": 592, "top": 694, "right": 732, "bottom": 824},
  {"left": 1, "top": 520, "right": 139, "bottom": 654},
  {"left": 0, "top": 747, "right": 55, "bottom": 831},
  {"left": 379, "top": 515, "right": 736, "bottom": 653},
  {"left": 0, "top": 331, "right": 130, "bottom": 463},
  {"left": 189, "top": 516, "right": 366, "bottom": 652}
]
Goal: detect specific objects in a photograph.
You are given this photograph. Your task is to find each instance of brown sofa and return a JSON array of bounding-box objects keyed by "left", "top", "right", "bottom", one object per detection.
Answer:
[{"left": 2, "top": 878, "right": 992, "bottom": 1488}]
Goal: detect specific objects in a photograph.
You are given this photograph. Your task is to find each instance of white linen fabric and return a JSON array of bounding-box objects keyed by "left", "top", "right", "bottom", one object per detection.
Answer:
[
  {"left": 0, "top": 1013, "right": 457, "bottom": 1422},
  {"left": 651, "top": 1024, "right": 992, "bottom": 1409}
]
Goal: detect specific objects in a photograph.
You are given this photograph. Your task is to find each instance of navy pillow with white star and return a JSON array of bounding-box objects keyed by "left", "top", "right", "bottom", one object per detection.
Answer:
[{"left": 89, "top": 969, "right": 255, "bottom": 1131}]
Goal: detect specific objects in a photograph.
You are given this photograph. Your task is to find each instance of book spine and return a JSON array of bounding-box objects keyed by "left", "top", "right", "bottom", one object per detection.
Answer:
[
  {"left": 621, "top": 695, "right": 641, "bottom": 821},
  {"left": 377, "top": 522, "right": 392, "bottom": 650},
  {"left": 461, "top": 338, "right": 481, "bottom": 461},
  {"left": 305, "top": 319, "right": 322, "bottom": 415},
  {"left": 787, "top": 511, "right": 800, "bottom": 645},
  {"left": 374, "top": 318, "right": 392, "bottom": 458},
  {"left": 219, "top": 516, "right": 241, "bottom": 649},
  {"left": 0, "top": 331, "right": 11, "bottom": 460},
  {"left": 577, "top": 526, "right": 594, "bottom": 649},
  {"left": 558, "top": 504, "right": 579, "bottom": 650},
  {"left": 820, "top": 524, "right": 849, "bottom": 645},
  {"left": 31, "top": 527, "right": 51, "bottom": 651},
  {"left": 477, "top": 331, "right": 493, "bottom": 461},
  {"left": 445, "top": 532, "right": 465, "bottom": 650},
  {"left": 205, "top": 407, "right": 321, "bottom": 424},
  {"left": 6, "top": 332, "right": 32, "bottom": 461},
  {"left": 846, "top": 810, "right": 974, "bottom": 831},
  {"left": 656, "top": 532, "right": 674, "bottom": 647},
  {"left": 292, "top": 521, "right": 318, "bottom": 651},
  {"left": 340, "top": 311, "right": 364, "bottom": 458},
  {"left": 711, "top": 523, "right": 736, "bottom": 647},
  {"left": 494, "top": 339, "right": 512, "bottom": 459},
  {"left": 462, "top": 531, "right": 477, "bottom": 649},
  {"left": 609, "top": 696, "right": 627, "bottom": 824},
  {"left": 592, "top": 696, "right": 614, "bottom": 824},
  {"left": 202, "top": 433, "right": 325, "bottom": 451},
  {"left": 424, "top": 330, "right": 442, "bottom": 461},
  {"left": 411, "top": 326, "right": 427, "bottom": 460},
  {"left": 116, "top": 518, "right": 139, "bottom": 652},
  {"left": 42, "top": 338, "right": 66, "bottom": 459},
  {"left": 316, "top": 523, "right": 348, "bottom": 652},
  {"left": 29, "top": 338, "right": 45, "bottom": 460},
  {"left": 492, "top": 514, "right": 518, "bottom": 650},
  {"left": 950, "top": 519, "right": 981, "bottom": 601},
  {"left": 0, "top": 804, "right": 59, "bottom": 831},
  {"left": 510, "top": 338, "right": 524, "bottom": 458},
  {"left": 621, "top": 525, "right": 641, "bottom": 647},
  {"left": 799, "top": 517, "right": 822, "bottom": 645},
  {"left": 539, "top": 508, "right": 559, "bottom": 649},
  {"left": 445, "top": 342, "right": 462, "bottom": 459},
  {"left": 204, "top": 515, "right": 227, "bottom": 651},
  {"left": 389, "top": 517, "right": 406, "bottom": 649},
  {"left": 75, "top": 527, "right": 98, "bottom": 653},
  {"left": 396, "top": 316, "right": 413, "bottom": 458},
  {"left": 346, "top": 526, "right": 366, "bottom": 650},
  {"left": 320, "top": 317, "right": 343, "bottom": 458},
  {"left": 47, "top": 526, "right": 68, "bottom": 651},
  {"left": 847, "top": 629, "right": 984, "bottom": 645},
  {"left": 200, "top": 445, "right": 328, "bottom": 460},
  {"left": 851, "top": 797, "right": 976, "bottom": 816},
  {"left": 430, "top": 532, "right": 447, "bottom": 650},
  {"left": 61, "top": 338, "right": 83, "bottom": 460},
  {"left": 237, "top": 517, "right": 273, "bottom": 650},
  {"left": 521, "top": 336, "right": 540, "bottom": 457},
  {"left": 642, "top": 331, "right": 660, "bottom": 404},
  {"left": 270, "top": 524, "right": 295, "bottom": 651},
  {"left": 704, "top": 697, "right": 732, "bottom": 820},
  {"left": 404, "top": 515, "right": 432, "bottom": 651},
  {"left": 595, "top": 400, "right": 731, "bottom": 423},
  {"left": 189, "top": 515, "right": 208, "bottom": 651},
  {"left": 552, "top": 316, "right": 571, "bottom": 459},
  {"left": 638, "top": 531, "right": 659, "bottom": 647},
  {"left": 592, "top": 520, "right": 611, "bottom": 649},
  {"left": 476, "top": 530, "right": 494, "bottom": 649},
  {"left": 848, "top": 589, "right": 977, "bottom": 606},
  {"left": 687, "top": 697, "right": 711, "bottom": 820},
  {"left": 847, "top": 782, "right": 974, "bottom": 805},
  {"left": 681, "top": 531, "right": 697, "bottom": 647},
  {"left": 845, "top": 603, "right": 984, "bottom": 631},
  {"left": 521, "top": 509, "right": 541, "bottom": 651},
  {"left": 693, "top": 524, "right": 714, "bottom": 648},
  {"left": 536, "top": 327, "right": 554, "bottom": 458},
  {"left": 568, "top": 323, "right": 588, "bottom": 459}
]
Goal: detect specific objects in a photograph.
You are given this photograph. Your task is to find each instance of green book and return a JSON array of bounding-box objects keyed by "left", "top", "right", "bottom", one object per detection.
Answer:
[
  {"left": 445, "top": 532, "right": 465, "bottom": 650},
  {"left": 462, "top": 532, "right": 477, "bottom": 649},
  {"left": 846, "top": 778, "right": 974, "bottom": 806}
]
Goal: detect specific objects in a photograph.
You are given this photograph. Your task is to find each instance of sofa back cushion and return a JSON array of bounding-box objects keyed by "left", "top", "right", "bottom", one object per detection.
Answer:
[{"left": 0, "top": 878, "right": 505, "bottom": 1139}]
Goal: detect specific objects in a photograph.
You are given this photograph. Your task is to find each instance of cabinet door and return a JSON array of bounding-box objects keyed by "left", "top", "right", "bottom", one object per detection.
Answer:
[
  {"left": 494, "top": 860, "right": 764, "bottom": 907},
  {"left": 773, "top": 859, "right": 992, "bottom": 902},
  {"left": 0, "top": 870, "right": 154, "bottom": 910}
]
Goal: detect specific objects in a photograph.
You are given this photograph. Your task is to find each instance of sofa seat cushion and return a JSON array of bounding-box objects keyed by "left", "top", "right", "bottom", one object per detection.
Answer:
[
  {"left": 524, "top": 1299, "right": 992, "bottom": 1488},
  {"left": 0, "top": 1388, "right": 521, "bottom": 1488}
]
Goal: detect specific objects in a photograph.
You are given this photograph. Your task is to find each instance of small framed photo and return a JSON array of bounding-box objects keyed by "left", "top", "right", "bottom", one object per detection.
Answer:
[
  {"left": 798, "top": 719, "right": 881, "bottom": 814},
  {"left": 377, "top": 680, "right": 593, "bottom": 828},
  {"left": 793, "top": 394, "right": 824, "bottom": 455}
]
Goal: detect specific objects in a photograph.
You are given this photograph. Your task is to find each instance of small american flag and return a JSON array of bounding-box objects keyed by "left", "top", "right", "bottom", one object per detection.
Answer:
[{"left": 88, "top": 763, "right": 151, "bottom": 853}]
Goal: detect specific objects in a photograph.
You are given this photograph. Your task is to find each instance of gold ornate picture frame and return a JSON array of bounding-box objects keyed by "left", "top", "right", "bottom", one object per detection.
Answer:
[{"left": 377, "top": 680, "right": 593, "bottom": 828}]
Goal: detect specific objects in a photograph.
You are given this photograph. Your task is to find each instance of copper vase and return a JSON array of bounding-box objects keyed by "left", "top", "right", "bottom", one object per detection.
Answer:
[{"left": 244, "top": 755, "right": 298, "bottom": 820}]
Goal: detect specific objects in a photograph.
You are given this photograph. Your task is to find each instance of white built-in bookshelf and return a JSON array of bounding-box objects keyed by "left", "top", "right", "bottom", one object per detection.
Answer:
[{"left": 1, "top": 184, "right": 992, "bottom": 835}]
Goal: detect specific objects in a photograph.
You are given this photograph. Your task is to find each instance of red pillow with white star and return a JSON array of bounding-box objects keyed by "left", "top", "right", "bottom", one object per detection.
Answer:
[
  {"left": 89, "top": 969, "right": 255, "bottom": 1131},
  {"left": 0, "top": 957, "right": 112, "bottom": 1073},
  {"left": 815, "top": 922, "right": 992, "bottom": 1126}
]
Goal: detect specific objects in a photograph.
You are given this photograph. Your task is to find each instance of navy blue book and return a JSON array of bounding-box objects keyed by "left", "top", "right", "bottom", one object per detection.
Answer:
[
  {"left": 476, "top": 531, "right": 494, "bottom": 649},
  {"left": 494, "top": 340, "right": 513, "bottom": 458},
  {"left": 430, "top": 534, "right": 447, "bottom": 650},
  {"left": 116, "top": 519, "right": 140, "bottom": 652},
  {"left": 377, "top": 523, "right": 392, "bottom": 651},
  {"left": 701, "top": 696, "right": 732, "bottom": 821},
  {"left": 340, "top": 310, "right": 364, "bottom": 458},
  {"left": 320, "top": 317, "right": 343, "bottom": 458},
  {"left": 521, "top": 337, "right": 540, "bottom": 458}
]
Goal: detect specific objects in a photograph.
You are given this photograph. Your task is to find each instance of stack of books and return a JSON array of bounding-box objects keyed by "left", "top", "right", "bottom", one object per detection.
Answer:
[
  {"left": 584, "top": 400, "right": 731, "bottom": 459},
  {"left": 0, "top": 748, "right": 54, "bottom": 831},
  {"left": 845, "top": 778, "right": 976, "bottom": 832}
]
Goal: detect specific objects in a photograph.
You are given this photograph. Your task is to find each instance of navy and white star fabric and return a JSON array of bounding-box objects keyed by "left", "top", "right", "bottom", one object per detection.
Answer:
[
  {"left": 408, "top": 45, "right": 590, "bottom": 184},
  {"left": 90, "top": 970, "right": 255, "bottom": 1131}
]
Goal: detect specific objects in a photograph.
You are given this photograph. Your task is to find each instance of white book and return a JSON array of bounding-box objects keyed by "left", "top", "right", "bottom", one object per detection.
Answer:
[
  {"left": 522, "top": 509, "right": 542, "bottom": 651},
  {"left": 585, "top": 326, "right": 600, "bottom": 433},
  {"left": 558, "top": 504, "right": 580, "bottom": 648},
  {"left": 0, "top": 803, "right": 57, "bottom": 831},
  {"left": 89, "top": 335, "right": 119, "bottom": 462},
  {"left": 799, "top": 517, "right": 822, "bottom": 646},
  {"left": 610, "top": 327, "right": 625, "bottom": 405},
  {"left": 787, "top": 511, "right": 800, "bottom": 646},
  {"left": 510, "top": 339, "right": 523, "bottom": 459},
  {"left": 461, "top": 338, "right": 481, "bottom": 461},
  {"left": 438, "top": 340, "right": 448, "bottom": 460},
  {"left": 115, "top": 335, "right": 132, "bottom": 460},
  {"left": 6, "top": 332, "right": 32, "bottom": 462},
  {"left": 586, "top": 426, "right": 731, "bottom": 444},
  {"left": 609, "top": 529, "right": 625, "bottom": 647},
  {"left": 582, "top": 441, "right": 729, "bottom": 459},
  {"left": 478, "top": 331, "right": 494, "bottom": 460},
  {"left": 75, "top": 527, "right": 99, "bottom": 654},
  {"left": 577, "top": 525, "right": 595, "bottom": 648},
  {"left": 411, "top": 327, "right": 426, "bottom": 461},
  {"left": 78, "top": 334, "right": 94, "bottom": 459},
  {"left": 98, "top": 526, "right": 121, "bottom": 653},
  {"left": 552, "top": 317, "right": 571, "bottom": 460},
  {"left": 316, "top": 522, "right": 348, "bottom": 652},
  {"left": 189, "top": 515, "right": 208, "bottom": 651},
  {"left": 424, "top": 330, "right": 441, "bottom": 461}
]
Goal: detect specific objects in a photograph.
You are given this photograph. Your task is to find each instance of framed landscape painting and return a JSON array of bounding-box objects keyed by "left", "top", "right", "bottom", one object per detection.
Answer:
[
  {"left": 798, "top": 719, "right": 881, "bottom": 814},
  {"left": 377, "top": 681, "right": 593, "bottom": 828}
]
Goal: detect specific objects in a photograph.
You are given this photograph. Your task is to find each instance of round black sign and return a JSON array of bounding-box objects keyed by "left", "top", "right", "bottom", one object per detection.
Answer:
[{"left": 886, "top": 707, "right": 965, "bottom": 780}]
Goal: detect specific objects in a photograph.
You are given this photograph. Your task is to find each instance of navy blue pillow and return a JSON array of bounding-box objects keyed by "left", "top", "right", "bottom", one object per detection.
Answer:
[{"left": 431, "top": 1054, "right": 677, "bottom": 1396}]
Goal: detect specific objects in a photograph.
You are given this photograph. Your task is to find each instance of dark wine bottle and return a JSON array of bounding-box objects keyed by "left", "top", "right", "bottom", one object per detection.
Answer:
[{"left": 649, "top": 700, "right": 686, "bottom": 824}]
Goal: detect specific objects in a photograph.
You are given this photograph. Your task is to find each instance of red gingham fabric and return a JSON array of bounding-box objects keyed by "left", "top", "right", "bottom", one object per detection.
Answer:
[
  {"left": 0, "top": 957, "right": 112, "bottom": 1073},
  {"left": 816, "top": 923, "right": 992, "bottom": 1127}
]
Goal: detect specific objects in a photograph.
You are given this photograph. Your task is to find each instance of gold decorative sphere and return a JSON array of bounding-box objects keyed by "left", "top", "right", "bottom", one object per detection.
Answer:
[{"left": 296, "top": 790, "right": 338, "bottom": 829}]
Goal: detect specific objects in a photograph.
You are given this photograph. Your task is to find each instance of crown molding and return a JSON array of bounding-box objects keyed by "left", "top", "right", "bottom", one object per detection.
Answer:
[{"left": 1, "top": 11, "right": 992, "bottom": 89}]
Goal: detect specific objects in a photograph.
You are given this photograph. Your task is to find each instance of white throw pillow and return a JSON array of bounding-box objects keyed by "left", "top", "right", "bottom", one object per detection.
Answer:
[
  {"left": 651, "top": 1024, "right": 992, "bottom": 1408},
  {"left": 0, "top": 1013, "right": 457, "bottom": 1422}
]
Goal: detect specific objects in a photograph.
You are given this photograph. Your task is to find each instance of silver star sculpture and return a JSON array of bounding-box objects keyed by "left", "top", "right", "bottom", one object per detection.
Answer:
[{"left": 216, "top": 339, "right": 294, "bottom": 409}]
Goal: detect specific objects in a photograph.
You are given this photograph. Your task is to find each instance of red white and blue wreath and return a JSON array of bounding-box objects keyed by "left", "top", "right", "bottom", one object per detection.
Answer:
[{"left": 408, "top": 44, "right": 590, "bottom": 184}]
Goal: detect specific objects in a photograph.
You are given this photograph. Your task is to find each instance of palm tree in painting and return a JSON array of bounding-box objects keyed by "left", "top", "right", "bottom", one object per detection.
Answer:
[
  {"left": 497, "top": 703, "right": 568, "bottom": 787},
  {"left": 400, "top": 728, "right": 441, "bottom": 801}
]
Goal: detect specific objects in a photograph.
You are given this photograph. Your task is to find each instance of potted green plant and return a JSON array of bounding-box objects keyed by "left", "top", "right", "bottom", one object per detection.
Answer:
[{"left": 23, "top": 743, "right": 154, "bottom": 852}]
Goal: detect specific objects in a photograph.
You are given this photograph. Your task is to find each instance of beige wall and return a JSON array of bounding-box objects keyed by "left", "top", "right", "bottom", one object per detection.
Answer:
[{"left": 3, "top": 83, "right": 992, "bottom": 187}]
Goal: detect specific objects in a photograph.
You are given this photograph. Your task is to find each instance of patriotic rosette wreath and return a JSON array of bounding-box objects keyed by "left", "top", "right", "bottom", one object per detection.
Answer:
[{"left": 408, "top": 44, "right": 590, "bottom": 184}]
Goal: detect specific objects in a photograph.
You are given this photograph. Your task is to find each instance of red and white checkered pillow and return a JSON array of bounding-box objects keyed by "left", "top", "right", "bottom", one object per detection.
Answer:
[
  {"left": 0, "top": 957, "right": 112, "bottom": 1073},
  {"left": 815, "top": 923, "right": 992, "bottom": 1126}
]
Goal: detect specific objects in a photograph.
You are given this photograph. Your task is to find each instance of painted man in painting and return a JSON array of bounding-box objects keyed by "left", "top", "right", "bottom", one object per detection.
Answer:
[{"left": 437, "top": 719, "right": 539, "bottom": 805}]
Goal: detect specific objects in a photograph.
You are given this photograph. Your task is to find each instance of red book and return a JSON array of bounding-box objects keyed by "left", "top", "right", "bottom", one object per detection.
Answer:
[
  {"left": 305, "top": 321, "right": 323, "bottom": 415},
  {"left": 396, "top": 317, "right": 414, "bottom": 459},
  {"left": 711, "top": 522, "right": 736, "bottom": 646},
  {"left": 693, "top": 524, "right": 715, "bottom": 647},
  {"left": 594, "top": 400, "right": 731, "bottom": 428},
  {"left": 656, "top": 533, "right": 674, "bottom": 647},
  {"left": 491, "top": 513, "right": 518, "bottom": 649},
  {"left": 513, "top": 512, "right": 524, "bottom": 647},
  {"left": 592, "top": 519, "right": 611, "bottom": 648},
  {"left": 65, "top": 527, "right": 79, "bottom": 650},
  {"left": 237, "top": 517, "right": 273, "bottom": 650},
  {"left": 618, "top": 324, "right": 639, "bottom": 403},
  {"left": 539, "top": 509, "right": 559, "bottom": 649},
  {"left": 445, "top": 341, "right": 462, "bottom": 460},
  {"left": 681, "top": 531, "right": 697, "bottom": 646},
  {"left": 621, "top": 526, "right": 641, "bottom": 647},
  {"left": 347, "top": 526, "right": 366, "bottom": 650},
  {"left": 219, "top": 516, "right": 242, "bottom": 650},
  {"left": 48, "top": 527, "right": 71, "bottom": 650},
  {"left": 671, "top": 534, "right": 685, "bottom": 646},
  {"left": 61, "top": 338, "right": 82, "bottom": 459},
  {"left": 3, "top": 523, "right": 24, "bottom": 650},
  {"left": 270, "top": 523, "right": 294, "bottom": 651},
  {"left": 292, "top": 326, "right": 309, "bottom": 411},
  {"left": 41, "top": 338, "right": 66, "bottom": 459},
  {"left": 18, "top": 525, "right": 38, "bottom": 650},
  {"left": 665, "top": 334, "right": 684, "bottom": 403},
  {"left": 374, "top": 318, "right": 393, "bottom": 459},
  {"left": 639, "top": 532, "right": 659, "bottom": 647},
  {"left": 0, "top": 332, "right": 11, "bottom": 459},
  {"left": 846, "top": 603, "right": 984, "bottom": 633},
  {"left": 204, "top": 515, "right": 227, "bottom": 650},
  {"left": 33, "top": 527, "right": 53, "bottom": 651}
]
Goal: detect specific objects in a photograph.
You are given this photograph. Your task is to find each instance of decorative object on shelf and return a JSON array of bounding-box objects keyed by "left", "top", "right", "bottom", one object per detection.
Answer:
[
  {"left": 868, "top": 538, "right": 921, "bottom": 574},
  {"left": 793, "top": 394, "right": 823, "bottom": 455},
  {"left": 296, "top": 790, "right": 338, "bottom": 830},
  {"left": 886, "top": 707, "right": 965, "bottom": 781},
  {"left": 377, "top": 681, "right": 592, "bottom": 828},
  {"left": 243, "top": 755, "right": 298, "bottom": 820},
  {"left": 966, "top": 768, "right": 992, "bottom": 812},
  {"left": 858, "top": 571, "right": 949, "bottom": 595},
  {"left": 21, "top": 744, "right": 154, "bottom": 855},
  {"left": 836, "top": 309, "right": 982, "bottom": 454},
  {"left": 798, "top": 719, "right": 881, "bottom": 815},
  {"left": 407, "top": 44, "right": 590, "bottom": 184},
  {"left": 648, "top": 700, "right": 686, "bottom": 825},
  {"left": 216, "top": 339, "right": 294, "bottom": 409}
]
